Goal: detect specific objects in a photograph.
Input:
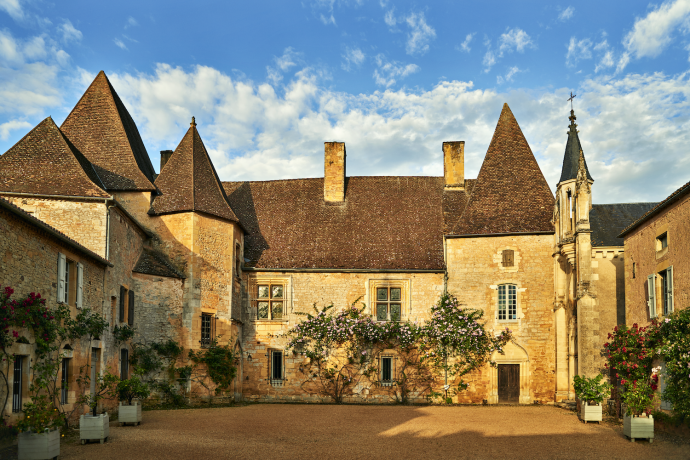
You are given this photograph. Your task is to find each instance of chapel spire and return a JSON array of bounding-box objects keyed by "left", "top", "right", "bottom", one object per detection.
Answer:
[{"left": 559, "top": 108, "right": 593, "bottom": 184}]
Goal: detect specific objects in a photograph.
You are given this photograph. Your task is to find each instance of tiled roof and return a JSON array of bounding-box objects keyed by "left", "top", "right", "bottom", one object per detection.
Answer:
[
  {"left": 133, "top": 247, "right": 185, "bottom": 279},
  {"left": 0, "top": 197, "right": 111, "bottom": 266},
  {"left": 559, "top": 110, "right": 593, "bottom": 183},
  {"left": 590, "top": 203, "right": 658, "bottom": 247},
  {"left": 443, "top": 180, "right": 475, "bottom": 233},
  {"left": 60, "top": 71, "right": 156, "bottom": 191},
  {"left": 224, "top": 176, "right": 450, "bottom": 270},
  {"left": 151, "top": 122, "right": 239, "bottom": 223},
  {"left": 0, "top": 117, "right": 109, "bottom": 198},
  {"left": 618, "top": 180, "right": 690, "bottom": 238},
  {"left": 452, "top": 103, "right": 555, "bottom": 235}
]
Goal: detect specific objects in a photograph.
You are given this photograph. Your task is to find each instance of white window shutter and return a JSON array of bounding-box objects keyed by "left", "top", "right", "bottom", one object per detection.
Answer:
[
  {"left": 667, "top": 266, "right": 674, "bottom": 314},
  {"left": 76, "top": 263, "right": 84, "bottom": 309},
  {"left": 647, "top": 274, "right": 656, "bottom": 318},
  {"left": 57, "top": 253, "right": 66, "bottom": 303}
]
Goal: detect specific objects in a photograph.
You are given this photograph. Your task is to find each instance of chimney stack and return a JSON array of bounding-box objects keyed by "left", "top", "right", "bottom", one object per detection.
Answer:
[
  {"left": 160, "top": 150, "right": 173, "bottom": 172},
  {"left": 324, "top": 142, "right": 346, "bottom": 203},
  {"left": 443, "top": 141, "right": 465, "bottom": 190}
]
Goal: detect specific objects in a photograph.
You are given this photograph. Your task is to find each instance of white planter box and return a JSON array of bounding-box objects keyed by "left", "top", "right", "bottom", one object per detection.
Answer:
[
  {"left": 18, "top": 429, "right": 60, "bottom": 460},
  {"left": 580, "top": 402, "right": 602, "bottom": 423},
  {"left": 623, "top": 413, "right": 654, "bottom": 442},
  {"left": 119, "top": 401, "right": 142, "bottom": 425},
  {"left": 80, "top": 412, "right": 109, "bottom": 444}
]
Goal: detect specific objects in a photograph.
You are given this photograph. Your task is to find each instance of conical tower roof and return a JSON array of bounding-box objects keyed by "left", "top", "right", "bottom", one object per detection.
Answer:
[
  {"left": 60, "top": 71, "right": 156, "bottom": 191},
  {"left": 452, "top": 103, "right": 554, "bottom": 235},
  {"left": 151, "top": 118, "right": 239, "bottom": 223},
  {"left": 559, "top": 110, "right": 593, "bottom": 183},
  {"left": 0, "top": 117, "right": 109, "bottom": 198}
]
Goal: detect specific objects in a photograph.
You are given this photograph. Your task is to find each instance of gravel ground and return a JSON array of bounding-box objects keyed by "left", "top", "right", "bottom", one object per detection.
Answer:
[{"left": 4, "top": 405, "right": 690, "bottom": 459}]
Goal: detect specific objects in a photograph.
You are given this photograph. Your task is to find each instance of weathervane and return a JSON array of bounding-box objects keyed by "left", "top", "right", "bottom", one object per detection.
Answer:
[{"left": 568, "top": 92, "right": 576, "bottom": 111}]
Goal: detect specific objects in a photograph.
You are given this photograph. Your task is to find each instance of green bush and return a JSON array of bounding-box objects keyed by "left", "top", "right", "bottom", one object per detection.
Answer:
[
  {"left": 116, "top": 375, "right": 151, "bottom": 405},
  {"left": 573, "top": 374, "right": 611, "bottom": 404}
]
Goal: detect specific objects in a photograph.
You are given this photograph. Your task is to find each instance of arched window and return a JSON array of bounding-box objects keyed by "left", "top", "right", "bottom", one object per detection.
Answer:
[{"left": 498, "top": 284, "right": 517, "bottom": 321}]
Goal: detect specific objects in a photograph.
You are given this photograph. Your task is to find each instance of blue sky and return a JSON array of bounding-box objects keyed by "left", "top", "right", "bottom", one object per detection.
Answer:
[{"left": 1, "top": 0, "right": 690, "bottom": 203}]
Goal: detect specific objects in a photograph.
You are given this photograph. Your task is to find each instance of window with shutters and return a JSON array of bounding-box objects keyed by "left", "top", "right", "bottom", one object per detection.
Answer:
[
  {"left": 502, "top": 250, "right": 514, "bottom": 267},
  {"left": 57, "top": 254, "right": 83, "bottom": 307},
  {"left": 498, "top": 284, "right": 518, "bottom": 321},
  {"left": 128, "top": 290, "right": 135, "bottom": 326},
  {"left": 648, "top": 267, "right": 674, "bottom": 318},
  {"left": 118, "top": 286, "right": 134, "bottom": 325},
  {"left": 647, "top": 274, "right": 657, "bottom": 318},
  {"left": 380, "top": 355, "right": 395, "bottom": 386}
]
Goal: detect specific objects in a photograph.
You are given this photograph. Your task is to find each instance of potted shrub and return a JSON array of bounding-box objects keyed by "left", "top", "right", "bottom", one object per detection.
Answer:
[
  {"left": 16, "top": 395, "right": 62, "bottom": 460},
  {"left": 621, "top": 373, "right": 658, "bottom": 443},
  {"left": 77, "top": 370, "right": 118, "bottom": 444},
  {"left": 117, "top": 375, "right": 150, "bottom": 426},
  {"left": 573, "top": 374, "right": 611, "bottom": 424}
]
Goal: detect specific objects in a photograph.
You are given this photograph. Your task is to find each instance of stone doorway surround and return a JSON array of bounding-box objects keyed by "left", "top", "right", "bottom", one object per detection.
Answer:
[{"left": 488, "top": 340, "right": 531, "bottom": 404}]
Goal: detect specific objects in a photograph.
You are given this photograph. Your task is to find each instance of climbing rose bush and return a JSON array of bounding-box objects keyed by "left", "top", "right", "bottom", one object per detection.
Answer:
[
  {"left": 603, "top": 322, "right": 660, "bottom": 389},
  {"left": 657, "top": 310, "right": 690, "bottom": 418}
]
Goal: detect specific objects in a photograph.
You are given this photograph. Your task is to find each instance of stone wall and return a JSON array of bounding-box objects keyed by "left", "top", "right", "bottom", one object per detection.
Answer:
[
  {"left": 624, "top": 193, "right": 690, "bottom": 326},
  {"left": 445, "top": 234, "right": 556, "bottom": 404},
  {"left": 1, "top": 196, "right": 107, "bottom": 257},
  {"left": 240, "top": 271, "right": 444, "bottom": 402}
]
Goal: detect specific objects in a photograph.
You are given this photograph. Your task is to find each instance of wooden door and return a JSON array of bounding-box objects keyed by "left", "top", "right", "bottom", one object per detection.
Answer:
[{"left": 498, "top": 364, "right": 519, "bottom": 403}]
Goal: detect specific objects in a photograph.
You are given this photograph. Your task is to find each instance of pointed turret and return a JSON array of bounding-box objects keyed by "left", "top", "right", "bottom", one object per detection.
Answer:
[
  {"left": 559, "top": 110, "right": 593, "bottom": 183},
  {"left": 0, "top": 117, "right": 109, "bottom": 198},
  {"left": 452, "top": 103, "right": 554, "bottom": 235},
  {"left": 151, "top": 118, "right": 239, "bottom": 222},
  {"left": 60, "top": 71, "right": 156, "bottom": 191}
]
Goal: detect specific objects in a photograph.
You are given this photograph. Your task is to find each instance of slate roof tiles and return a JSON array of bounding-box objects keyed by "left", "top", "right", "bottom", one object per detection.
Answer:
[
  {"left": 60, "top": 71, "right": 156, "bottom": 191},
  {"left": 452, "top": 103, "right": 555, "bottom": 235},
  {"left": 0, "top": 117, "right": 109, "bottom": 198}
]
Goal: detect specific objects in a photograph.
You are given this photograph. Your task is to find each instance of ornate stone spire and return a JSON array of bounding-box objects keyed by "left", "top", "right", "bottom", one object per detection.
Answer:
[{"left": 191, "top": 116, "right": 196, "bottom": 128}]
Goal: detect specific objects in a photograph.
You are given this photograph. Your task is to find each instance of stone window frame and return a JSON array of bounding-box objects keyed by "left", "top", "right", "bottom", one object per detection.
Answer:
[
  {"left": 268, "top": 348, "right": 285, "bottom": 387},
  {"left": 648, "top": 266, "right": 674, "bottom": 318},
  {"left": 655, "top": 225, "right": 669, "bottom": 259},
  {"left": 497, "top": 284, "right": 517, "bottom": 321},
  {"left": 249, "top": 276, "right": 291, "bottom": 323},
  {"left": 367, "top": 279, "right": 411, "bottom": 322},
  {"left": 58, "top": 252, "right": 84, "bottom": 308},
  {"left": 493, "top": 247, "right": 521, "bottom": 273},
  {"left": 490, "top": 281, "right": 526, "bottom": 324},
  {"left": 379, "top": 351, "right": 397, "bottom": 387}
]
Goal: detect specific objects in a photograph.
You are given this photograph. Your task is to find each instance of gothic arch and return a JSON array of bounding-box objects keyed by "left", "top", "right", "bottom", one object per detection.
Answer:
[{"left": 488, "top": 339, "right": 531, "bottom": 404}]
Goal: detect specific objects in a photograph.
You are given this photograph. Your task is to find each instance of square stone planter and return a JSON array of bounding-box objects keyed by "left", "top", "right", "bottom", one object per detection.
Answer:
[
  {"left": 580, "top": 402, "right": 602, "bottom": 423},
  {"left": 623, "top": 413, "right": 654, "bottom": 442},
  {"left": 118, "top": 401, "right": 142, "bottom": 426},
  {"left": 80, "top": 413, "right": 109, "bottom": 444},
  {"left": 18, "top": 429, "right": 60, "bottom": 460}
]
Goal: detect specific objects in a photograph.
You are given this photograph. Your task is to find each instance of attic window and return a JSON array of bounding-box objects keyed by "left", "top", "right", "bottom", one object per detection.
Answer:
[
  {"left": 502, "top": 250, "right": 514, "bottom": 267},
  {"left": 657, "top": 233, "right": 668, "bottom": 250}
]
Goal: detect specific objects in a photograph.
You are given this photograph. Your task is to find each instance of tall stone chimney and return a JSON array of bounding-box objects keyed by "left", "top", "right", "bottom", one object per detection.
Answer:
[
  {"left": 160, "top": 150, "right": 174, "bottom": 172},
  {"left": 324, "top": 142, "right": 346, "bottom": 203},
  {"left": 443, "top": 141, "right": 465, "bottom": 190}
]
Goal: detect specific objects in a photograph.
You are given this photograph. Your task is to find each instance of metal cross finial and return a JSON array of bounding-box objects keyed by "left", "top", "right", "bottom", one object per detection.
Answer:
[
  {"left": 191, "top": 116, "right": 196, "bottom": 127},
  {"left": 567, "top": 92, "right": 576, "bottom": 110}
]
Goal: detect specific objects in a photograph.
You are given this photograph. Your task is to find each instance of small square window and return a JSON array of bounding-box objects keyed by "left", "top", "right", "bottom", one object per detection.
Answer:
[
  {"left": 374, "top": 286, "right": 403, "bottom": 322},
  {"left": 256, "top": 283, "right": 285, "bottom": 320},
  {"left": 659, "top": 233, "right": 668, "bottom": 249},
  {"left": 502, "top": 250, "right": 514, "bottom": 267}
]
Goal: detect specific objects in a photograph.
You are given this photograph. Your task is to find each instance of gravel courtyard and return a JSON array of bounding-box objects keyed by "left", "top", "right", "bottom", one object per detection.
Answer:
[{"left": 39, "top": 405, "right": 690, "bottom": 459}]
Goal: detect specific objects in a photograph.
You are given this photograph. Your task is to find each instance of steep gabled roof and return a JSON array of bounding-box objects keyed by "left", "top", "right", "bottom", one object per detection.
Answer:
[
  {"left": 452, "top": 103, "right": 555, "bottom": 235},
  {"left": 590, "top": 203, "right": 658, "bottom": 247},
  {"left": 223, "top": 177, "right": 449, "bottom": 270},
  {"left": 151, "top": 120, "right": 239, "bottom": 223},
  {"left": 559, "top": 110, "right": 593, "bottom": 183},
  {"left": 0, "top": 117, "right": 109, "bottom": 198},
  {"left": 133, "top": 247, "right": 185, "bottom": 279},
  {"left": 60, "top": 71, "right": 156, "bottom": 191}
]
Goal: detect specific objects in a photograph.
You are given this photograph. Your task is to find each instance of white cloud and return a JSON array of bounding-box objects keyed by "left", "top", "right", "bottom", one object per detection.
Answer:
[
  {"left": 623, "top": 0, "right": 690, "bottom": 61},
  {"left": 497, "top": 66, "right": 520, "bottom": 84},
  {"left": 266, "top": 47, "right": 302, "bottom": 84},
  {"left": 342, "top": 47, "right": 365, "bottom": 71},
  {"left": 499, "top": 28, "right": 533, "bottom": 53},
  {"left": 125, "top": 16, "right": 138, "bottom": 29},
  {"left": 458, "top": 33, "right": 474, "bottom": 53},
  {"left": 566, "top": 37, "right": 592, "bottom": 67},
  {"left": 404, "top": 12, "right": 436, "bottom": 55},
  {"left": 0, "top": 119, "right": 31, "bottom": 140},
  {"left": 58, "top": 20, "right": 82, "bottom": 44},
  {"left": 558, "top": 6, "right": 574, "bottom": 21},
  {"left": 0, "top": 0, "right": 23, "bottom": 21},
  {"left": 384, "top": 9, "right": 396, "bottom": 26},
  {"left": 372, "top": 54, "right": 419, "bottom": 87},
  {"left": 113, "top": 38, "right": 127, "bottom": 50}
]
